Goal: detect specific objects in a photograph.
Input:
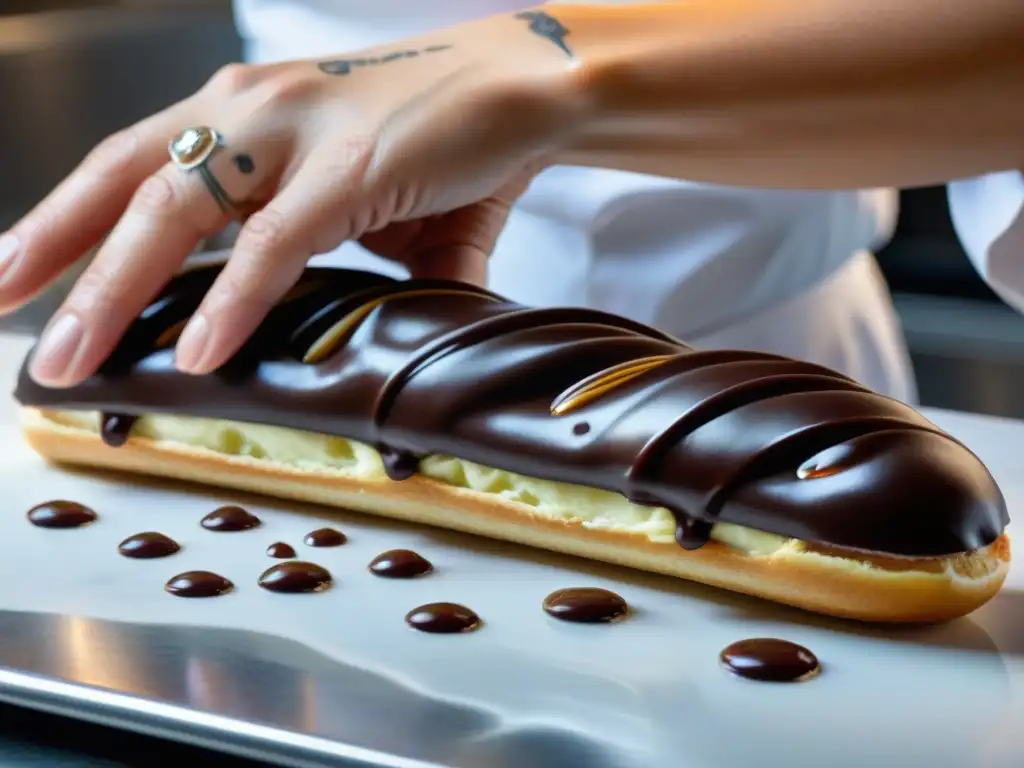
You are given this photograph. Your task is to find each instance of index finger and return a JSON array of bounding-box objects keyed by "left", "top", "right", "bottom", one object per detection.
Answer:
[{"left": 0, "top": 101, "right": 193, "bottom": 315}]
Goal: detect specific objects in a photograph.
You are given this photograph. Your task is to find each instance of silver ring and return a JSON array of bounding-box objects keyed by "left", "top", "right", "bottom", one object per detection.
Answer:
[{"left": 168, "top": 126, "right": 242, "bottom": 216}]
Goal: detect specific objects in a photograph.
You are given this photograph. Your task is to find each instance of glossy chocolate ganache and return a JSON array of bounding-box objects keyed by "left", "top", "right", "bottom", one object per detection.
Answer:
[{"left": 13, "top": 266, "right": 1009, "bottom": 557}]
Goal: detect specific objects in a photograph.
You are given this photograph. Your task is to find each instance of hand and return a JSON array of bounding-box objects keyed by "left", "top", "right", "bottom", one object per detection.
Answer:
[{"left": 1, "top": 10, "right": 581, "bottom": 387}]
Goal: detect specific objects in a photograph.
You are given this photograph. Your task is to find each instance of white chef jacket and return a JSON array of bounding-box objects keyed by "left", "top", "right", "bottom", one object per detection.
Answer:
[
  {"left": 949, "top": 171, "right": 1024, "bottom": 312},
  {"left": 233, "top": 0, "right": 917, "bottom": 401}
]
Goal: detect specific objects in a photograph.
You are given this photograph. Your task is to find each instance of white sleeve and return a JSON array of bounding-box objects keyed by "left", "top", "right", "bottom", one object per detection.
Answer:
[{"left": 948, "top": 170, "right": 1024, "bottom": 311}]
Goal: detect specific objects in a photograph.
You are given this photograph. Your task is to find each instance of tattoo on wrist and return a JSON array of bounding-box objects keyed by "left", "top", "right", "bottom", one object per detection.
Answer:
[
  {"left": 318, "top": 45, "right": 452, "bottom": 76},
  {"left": 514, "top": 11, "right": 572, "bottom": 58}
]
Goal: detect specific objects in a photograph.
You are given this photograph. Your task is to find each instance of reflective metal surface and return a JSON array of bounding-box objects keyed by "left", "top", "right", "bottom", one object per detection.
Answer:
[
  {"left": 0, "top": 611, "right": 643, "bottom": 768},
  {"left": 0, "top": 611, "right": 474, "bottom": 768}
]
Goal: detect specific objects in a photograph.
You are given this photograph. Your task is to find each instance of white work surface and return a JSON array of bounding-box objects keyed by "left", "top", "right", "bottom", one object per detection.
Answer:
[{"left": 0, "top": 333, "right": 1021, "bottom": 768}]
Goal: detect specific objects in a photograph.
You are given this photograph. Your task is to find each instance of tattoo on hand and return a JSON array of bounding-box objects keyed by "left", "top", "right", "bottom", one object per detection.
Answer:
[
  {"left": 318, "top": 45, "right": 452, "bottom": 76},
  {"left": 233, "top": 154, "right": 255, "bottom": 174},
  {"left": 515, "top": 11, "right": 572, "bottom": 58}
]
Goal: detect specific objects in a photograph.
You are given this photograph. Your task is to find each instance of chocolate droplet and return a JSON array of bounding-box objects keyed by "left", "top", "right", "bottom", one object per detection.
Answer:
[
  {"left": 380, "top": 446, "right": 420, "bottom": 481},
  {"left": 165, "top": 571, "right": 233, "bottom": 598},
  {"left": 258, "top": 561, "right": 333, "bottom": 593},
  {"left": 572, "top": 421, "right": 590, "bottom": 436},
  {"left": 368, "top": 549, "right": 433, "bottom": 578},
  {"left": 675, "top": 516, "right": 713, "bottom": 550},
  {"left": 201, "top": 505, "right": 261, "bottom": 532},
  {"left": 405, "top": 602, "right": 481, "bottom": 634},
  {"left": 27, "top": 501, "right": 97, "bottom": 529},
  {"left": 118, "top": 532, "right": 180, "bottom": 559},
  {"left": 303, "top": 527, "right": 346, "bottom": 547},
  {"left": 266, "top": 542, "right": 297, "bottom": 559},
  {"left": 719, "top": 638, "right": 821, "bottom": 682},
  {"left": 100, "top": 413, "right": 137, "bottom": 447},
  {"left": 543, "top": 587, "right": 628, "bottom": 623}
]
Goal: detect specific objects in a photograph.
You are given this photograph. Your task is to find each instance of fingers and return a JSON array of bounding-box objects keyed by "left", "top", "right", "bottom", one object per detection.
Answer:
[
  {"left": 174, "top": 142, "right": 373, "bottom": 374},
  {"left": 28, "top": 162, "right": 231, "bottom": 386},
  {"left": 174, "top": 162, "right": 517, "bottom": 375},
  {"left": 173, "top": 207, "right": 310, "bottom": 373},
  {"left": 28, "top": 122, "right": 284, "bottom": 387},
  {"left": 0, "top": 103, "right": 192, "bottom": 314},
  {"left": 405, "top": 196, "right": 515, "bottom": 285}
]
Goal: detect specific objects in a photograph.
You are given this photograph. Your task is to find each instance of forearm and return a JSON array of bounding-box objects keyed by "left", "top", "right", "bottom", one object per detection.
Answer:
[{"left": 531, "top": 0, "right": 1024, "bottom": 189}]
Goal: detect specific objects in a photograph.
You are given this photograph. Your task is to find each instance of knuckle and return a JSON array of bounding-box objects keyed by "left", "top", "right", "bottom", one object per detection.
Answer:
[
  {"left": 206, "top": 62, "right": 258, "bottom": 96},
  {"left": 131, "top": 174, "right": 178, "bottom": 216},
  {"left": 236, "top": 208, "right": 289, "bottom": 258},
  {"left": 234, "top": 210, "right": 294, "bottom": 270}
]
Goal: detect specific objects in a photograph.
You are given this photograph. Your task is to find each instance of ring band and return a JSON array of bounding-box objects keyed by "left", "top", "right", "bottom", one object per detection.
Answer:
[{"left": 168, "top": 126, "right": 244, "bottom": 217}]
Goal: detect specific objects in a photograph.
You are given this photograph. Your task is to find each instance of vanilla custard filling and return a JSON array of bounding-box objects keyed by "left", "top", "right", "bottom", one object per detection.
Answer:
[
  {"left": 42, "top": 409, "right": 792, "bottom": 555},
  {"left": 26, "top": 407, "right": 1010, "bottom": 587}
]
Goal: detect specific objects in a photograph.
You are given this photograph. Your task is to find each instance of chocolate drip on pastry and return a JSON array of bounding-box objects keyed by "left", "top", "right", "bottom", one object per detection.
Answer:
[
  {"left": 379, "top": 445, "right": 421, "bottom": 481},
  {"left": 100, "top": 412, "right": 137, "bottom": 447},
  {"left": 13, "top": 266, "right": 1009, "bottom": 557}
]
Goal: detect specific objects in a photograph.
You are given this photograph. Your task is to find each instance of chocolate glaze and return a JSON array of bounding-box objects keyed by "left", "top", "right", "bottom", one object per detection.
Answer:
[
  {"left": 165, "top": 570, "right": 233, "bottom": 598},
  {"left": 543, "top": 587, "right": 628, "bottom": 623},
  {"left": 719, "top": 638, "right": 820, "bottom": 682},
  {"left": 266, "top": 542, "right": 297, "bottom": 558},
  {"left": 369, "top": 549, "right": 433, "bottom": 578},
  {"left": 118, "top": 532, "right": 180, "bottom": 559},
  {"left": 27, "top": 501, "right": 97, "bottom": 529},
  {"left": 303, "top": 527, "right": 347, "bottom": 547},
  {"left": 13, "top": 266, "right": 1009, "bottom": 557},
  {"left": 201, "top": 505, "right": 261, "bottom": 532},
  {"left": 100, "top": 412, "right": 137, "bottom": 447},
  {"left": 258, "top": 561, "right": 332, "bottom": 593},
  {"left": 405, "top": 602, "right": 481, "bottom": 633}
]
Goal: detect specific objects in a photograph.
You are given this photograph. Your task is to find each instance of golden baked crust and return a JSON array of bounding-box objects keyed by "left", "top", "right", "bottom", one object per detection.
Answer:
[{"left": 20, "top": 407, "right": 1010, "bottom": 623}]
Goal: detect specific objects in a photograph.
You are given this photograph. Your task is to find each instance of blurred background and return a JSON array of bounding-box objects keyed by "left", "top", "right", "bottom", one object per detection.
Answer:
[{"left": 3, "top": 0, "right": 1024, "bottom": 418}]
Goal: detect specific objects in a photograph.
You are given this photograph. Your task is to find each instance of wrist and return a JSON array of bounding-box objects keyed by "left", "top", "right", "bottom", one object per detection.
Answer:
[
  {"left": 468, "top": 4, "right": 686, "bottom": 170},
  {"left": 484, "top": 1, "right": 1024, "bottom": 187},
  {"left": 451, "top": 8, "right": 613, "bottom": 170}
]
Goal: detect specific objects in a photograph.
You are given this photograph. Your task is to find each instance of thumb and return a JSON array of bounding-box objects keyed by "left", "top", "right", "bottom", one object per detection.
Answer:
[{"left": 405, "top": 195, "right": 514, "bottom": 286}]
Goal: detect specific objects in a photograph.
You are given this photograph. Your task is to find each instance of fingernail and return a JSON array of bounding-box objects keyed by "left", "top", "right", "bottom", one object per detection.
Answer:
[
  {"left": 30, "top": 313, "right": 85, "bottom": 384},
  {"left": 175, "top": 313, "right": 211, "bottom": 372},
  {"left": 0, "top": 233, "right": 20, "bottom": 286}
]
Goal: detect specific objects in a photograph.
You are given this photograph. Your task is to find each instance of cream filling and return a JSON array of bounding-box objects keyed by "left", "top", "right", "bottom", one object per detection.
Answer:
[{"left": 42, "top": 409, "right": 789, "bottom": 556}]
